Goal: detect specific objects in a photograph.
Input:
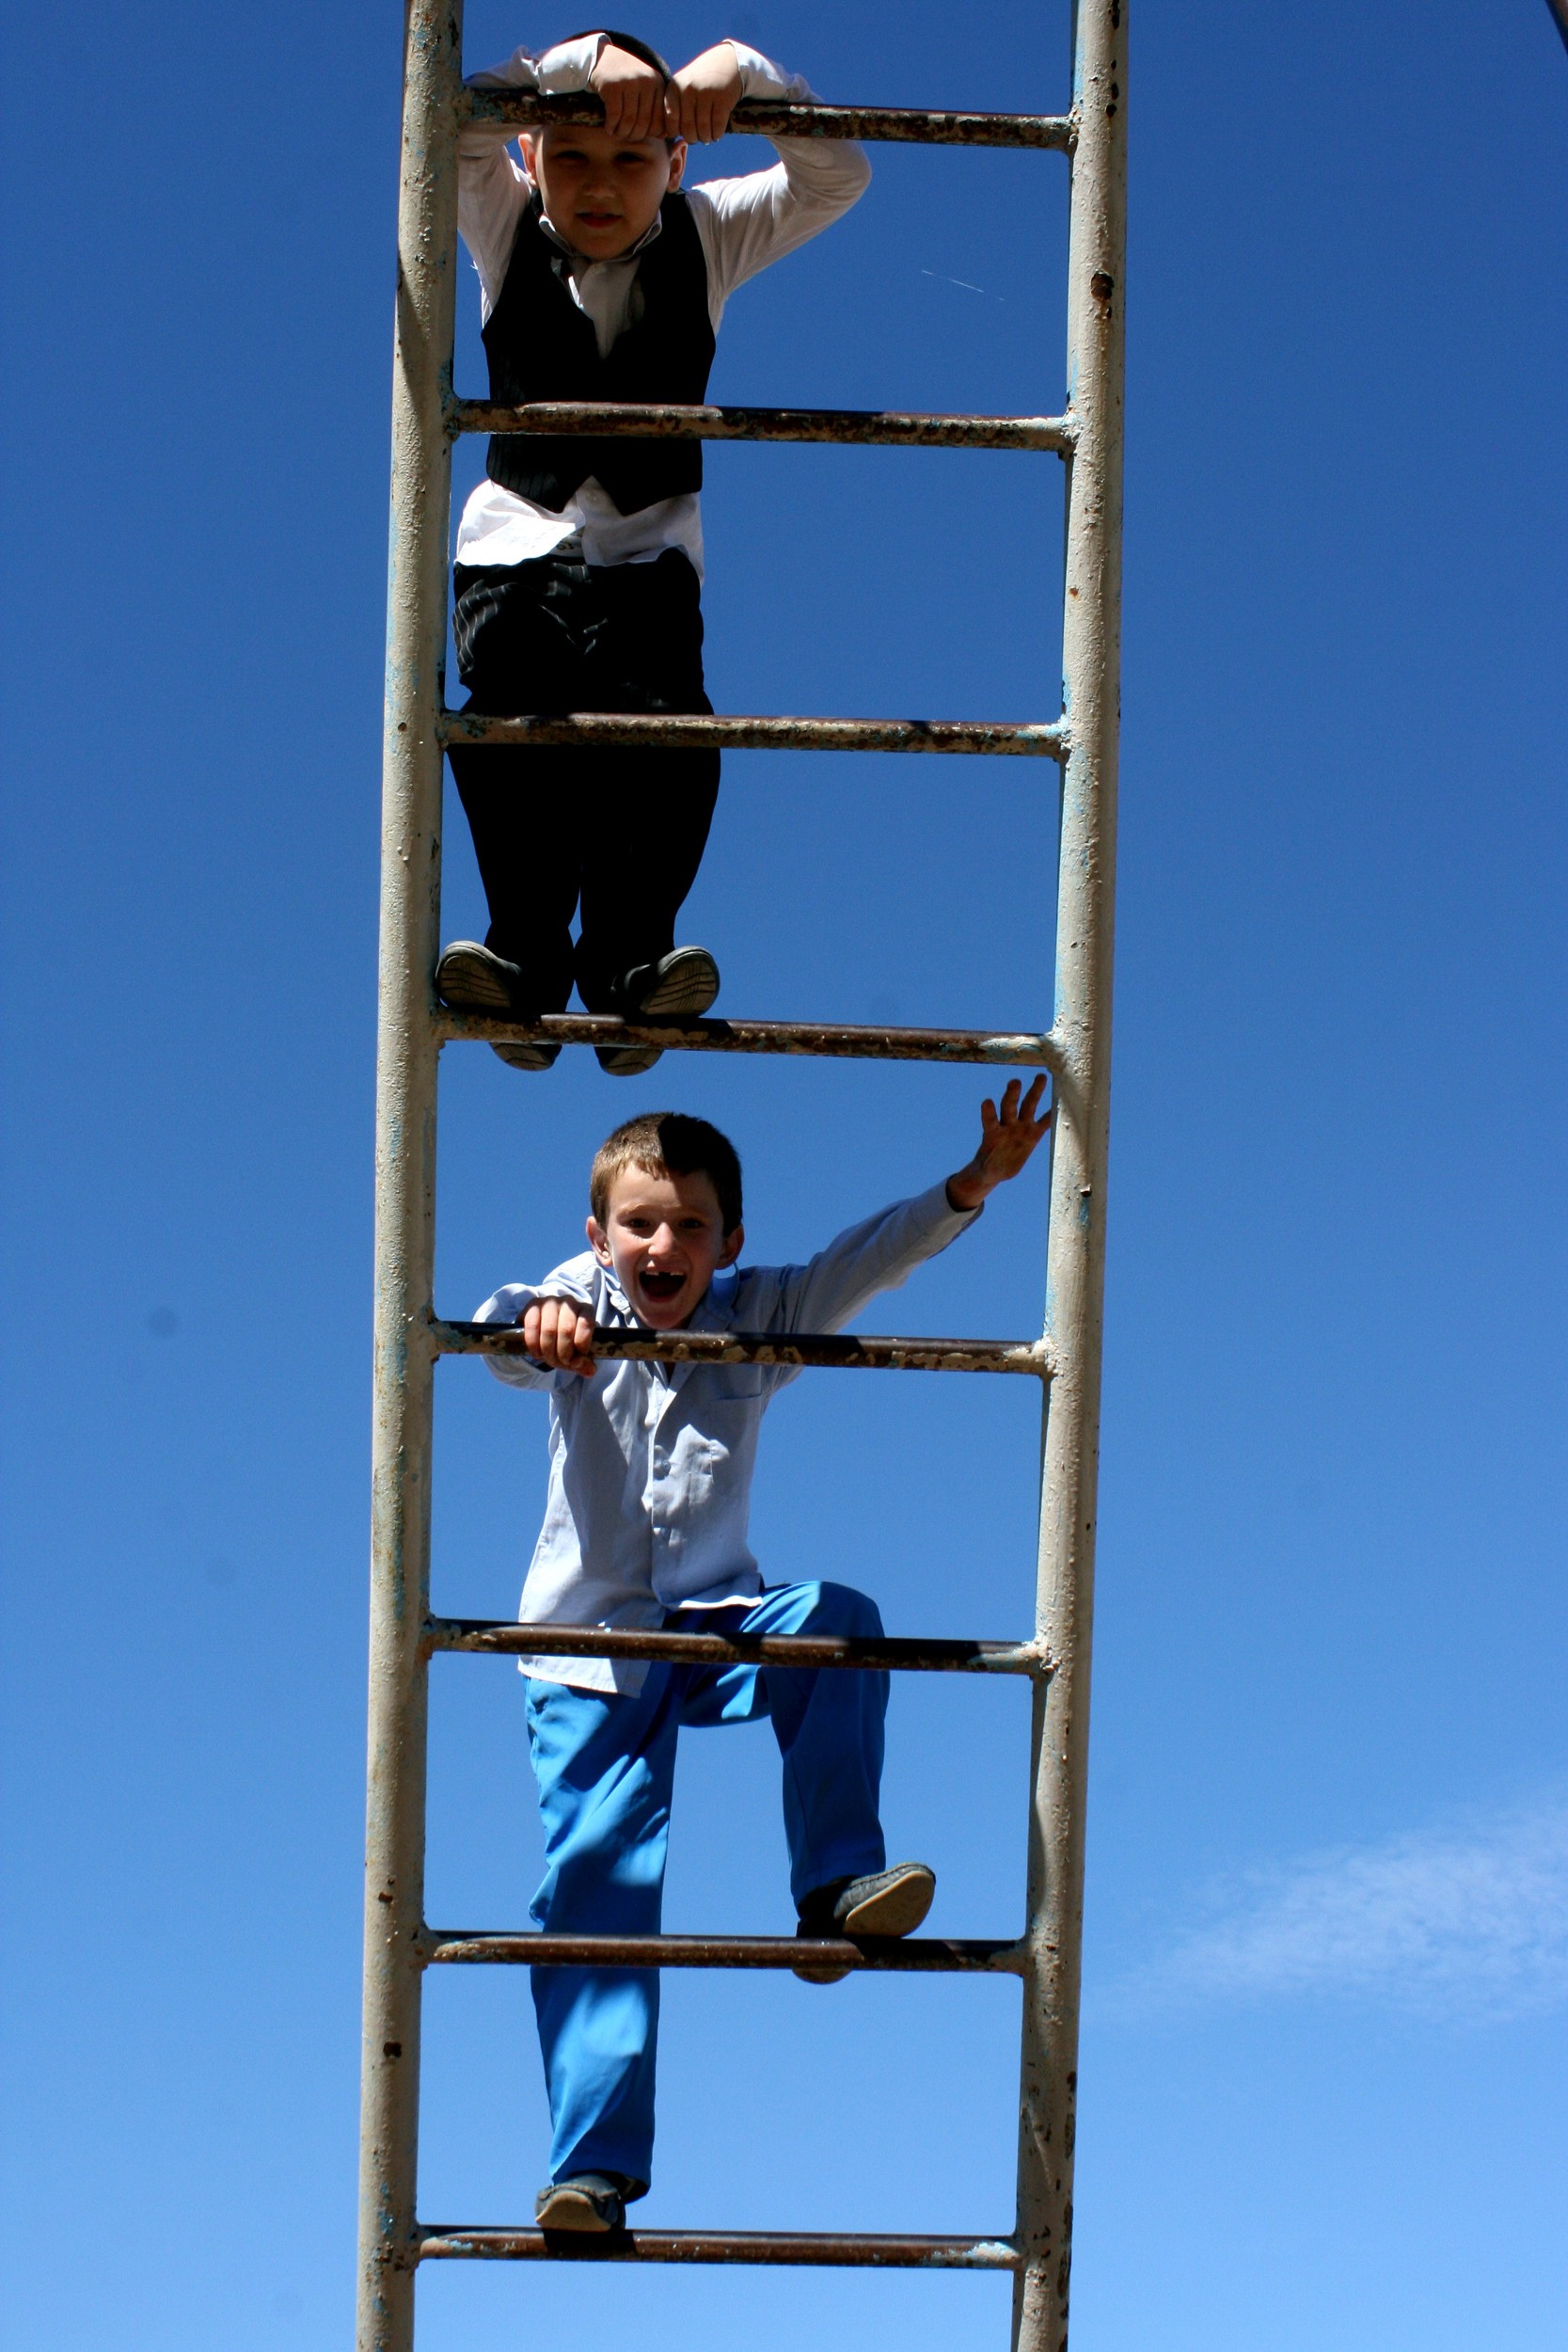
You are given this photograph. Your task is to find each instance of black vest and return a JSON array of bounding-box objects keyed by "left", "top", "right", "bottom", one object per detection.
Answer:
[{"left": 483, "top": 192, "right": 716, "bottom": 516}]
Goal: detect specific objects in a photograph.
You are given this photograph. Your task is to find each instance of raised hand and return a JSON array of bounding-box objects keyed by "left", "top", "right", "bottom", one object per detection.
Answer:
[
  {"left": 665, "top": 42, "right": 743, "bottom": 143},
  {"left": 944, "top": 1075, "right": 1053, "bottom": 1212},
  {"left": 520, "top": 1295, "right": 597, "bottom": 1379},
  {"left": 590, "top": 41, "right": 668, "bottom": 141}
]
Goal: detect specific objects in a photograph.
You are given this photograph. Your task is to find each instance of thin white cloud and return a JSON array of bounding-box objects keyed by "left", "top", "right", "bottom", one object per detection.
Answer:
[{"left": 1113, "top": 1794, "right": 1568, "bottom": 2023}]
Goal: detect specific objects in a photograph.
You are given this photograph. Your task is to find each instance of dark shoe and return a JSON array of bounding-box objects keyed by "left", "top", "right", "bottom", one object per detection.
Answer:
[
  {"left": 436, "top": 942, "right": 562, "bottom": 1073},
  {"left": 791, "top": 1861, "right": 937, "bottom": 1984},
  {"left": 435, "top": 940, "right": 519, "bottom": 1011},
  {"left": 791, "top": 1916, "right": 853, "bottom": 1986},
  {"left": 491, "top": 1040, "right": 562, "bottom": 1073},
  {"left": 534, "top": 2171, "right": 635, "bottom": 2233},
  {"left": 594, "top": 946, "right": 721, "bottom": 1076},
  {"left": 594, "top": 1041, "right": 665, "bottom": 1076},
  {"left": 623, "top": 945, "right": 721, "bottom": 1020}
]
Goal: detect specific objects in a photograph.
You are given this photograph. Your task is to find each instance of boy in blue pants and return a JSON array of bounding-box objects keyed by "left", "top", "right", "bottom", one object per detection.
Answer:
[{"left": 474, "top": 1077, "right": 1052, "bottom": 2228}]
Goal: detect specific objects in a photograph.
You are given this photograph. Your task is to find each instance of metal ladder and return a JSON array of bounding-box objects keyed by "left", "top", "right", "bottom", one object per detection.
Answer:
[{"left": 359, "top": 6, "right": 1126, "bottom": 2346}]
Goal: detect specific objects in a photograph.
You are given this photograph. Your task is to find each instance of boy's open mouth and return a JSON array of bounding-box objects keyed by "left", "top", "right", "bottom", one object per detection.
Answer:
[{"left": 638, "top": 1270, "right": 686, "bottom": 1304}]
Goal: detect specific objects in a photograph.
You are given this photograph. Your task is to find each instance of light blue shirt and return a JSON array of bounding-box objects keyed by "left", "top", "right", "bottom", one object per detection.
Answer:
[{"left": 474, "top": 1183, "right": 979, "bottom": 1692}]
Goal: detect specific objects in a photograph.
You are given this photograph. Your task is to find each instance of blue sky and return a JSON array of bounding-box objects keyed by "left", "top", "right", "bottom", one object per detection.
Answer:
[{"left": 3, "top": 2, "right": 1565, "bottom": 2346}]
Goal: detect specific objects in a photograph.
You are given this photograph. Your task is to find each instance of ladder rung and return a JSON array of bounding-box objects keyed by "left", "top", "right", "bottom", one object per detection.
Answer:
[
  {"left": 415, "top": 2224, "right": 1021, "bottom": 2268},
  {"left": 436, "top": 709, "right": 1066, "bottom": 758},
  {"left": 428, "top": 1620, "right": 1047, "bottom": 1675},
  {"left": 464, "top": 87, "right": 1073, "bottom": 152},
  {"left": 451, "top": 399, "right": 1073, "bottom": 453},
  {"left": 435, "top": 1011, "right": 1062, "bottom": 1071},
  {"left": 434, "top": 1321, "right": 1051, "bottom": 1375},
  {"left": 422, "top": 1931, "right": 1022, "bottom": 1973}
]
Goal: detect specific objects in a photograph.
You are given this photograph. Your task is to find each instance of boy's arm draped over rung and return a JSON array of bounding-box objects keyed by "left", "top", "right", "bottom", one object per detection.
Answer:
[
  {"left": 684, "top": 47, "right": 871, "bottom": 306},
  {"left": 457, "top": 36, "right": 610, "bottom": 316},
  {"left": 456, "top": 39, "right": 870, "bottom": 326}
]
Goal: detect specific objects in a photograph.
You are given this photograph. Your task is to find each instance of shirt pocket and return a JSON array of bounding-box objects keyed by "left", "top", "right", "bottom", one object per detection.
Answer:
[
  {"left": 674, "top": 1373, "right": 764, "bottom": 1487},
  {"left": 696, "top": 1366, "right": 767, "bottom": 1410}
]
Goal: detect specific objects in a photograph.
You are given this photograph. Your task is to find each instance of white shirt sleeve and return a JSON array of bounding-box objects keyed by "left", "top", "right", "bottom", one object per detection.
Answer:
[
  {"left": 684, "top": 45, "right": 872, "bottom": 315},
  {"left": 458, "top": 36, "right": 607, "bottom": 318},
  {"left": 742, "top": 1184, "right": 981, "bottom": 1340}
]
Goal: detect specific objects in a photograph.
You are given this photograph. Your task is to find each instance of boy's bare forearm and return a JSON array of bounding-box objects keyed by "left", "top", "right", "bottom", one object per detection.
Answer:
[{"left": 665, "top": 42, "right": 744, "bottom": 143}]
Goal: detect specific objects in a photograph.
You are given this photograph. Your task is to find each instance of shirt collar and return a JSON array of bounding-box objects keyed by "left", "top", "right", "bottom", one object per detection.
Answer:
[{"left": 685, "top": 1264, "right": 740, "bottom": 1333}]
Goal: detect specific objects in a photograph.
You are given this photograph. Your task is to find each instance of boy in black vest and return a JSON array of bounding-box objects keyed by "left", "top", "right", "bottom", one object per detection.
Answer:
[{"left": 438, "top": 31, "right": 870, "bottom": 1073}]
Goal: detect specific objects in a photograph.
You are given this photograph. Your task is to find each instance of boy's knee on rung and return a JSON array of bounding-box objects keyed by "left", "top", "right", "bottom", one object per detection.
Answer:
[{"left": 801, "top": 1581, "right": 884, "bottom": 1638}]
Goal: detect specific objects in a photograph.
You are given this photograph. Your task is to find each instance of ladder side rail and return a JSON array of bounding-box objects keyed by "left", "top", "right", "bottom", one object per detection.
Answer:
[
  {"left": 1013, "top": 5, "right": 1127, "bottom": 2349},
  {"left": 357, "top": 0, "right": 462, "bottom": 2345}
]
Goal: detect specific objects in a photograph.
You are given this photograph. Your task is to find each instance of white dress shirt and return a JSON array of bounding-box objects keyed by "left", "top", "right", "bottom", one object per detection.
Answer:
[
  {"left": 455, "top": 36, "right": 871, "bottom": 577},
  {"left": 473, "top": 1184, "right": 980, "bottom": 1692}
]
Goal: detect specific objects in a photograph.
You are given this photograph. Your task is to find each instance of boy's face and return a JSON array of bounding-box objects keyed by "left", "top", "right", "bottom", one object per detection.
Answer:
[
  {"left": 521, "top": 124, "right": 687, "bottom": 262},
  {"left": 588, "top": 1166, "right": 743, "bottom": 1329}
]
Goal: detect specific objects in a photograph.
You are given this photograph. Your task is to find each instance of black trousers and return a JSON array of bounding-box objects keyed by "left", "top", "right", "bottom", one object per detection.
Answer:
[{"left": 447, "top": 548, "right": 721, "bottom": 1013}]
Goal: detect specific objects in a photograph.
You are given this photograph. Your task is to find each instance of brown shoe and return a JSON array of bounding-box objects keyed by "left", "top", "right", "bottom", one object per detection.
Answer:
[
  {"left": 593, "top": 946, "right": 721, "bottom": 1075},
  {"left": 436, "top": 942, "right": 561, "bottom": 1071},
  {"left": 534, "top": 2171, "right": 631, "bottom": 2233},
  {"left": 792, "top": 1862, "right": 936, "bottom": 1983}
]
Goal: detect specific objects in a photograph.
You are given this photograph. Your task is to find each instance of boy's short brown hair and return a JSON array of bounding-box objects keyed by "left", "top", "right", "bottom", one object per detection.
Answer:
[
  {"left": 591, "top": 1112, "right": 743, "bottom": 1235},
  {"left": 564, "top": 26, "right": 671, "bottom": 77}
]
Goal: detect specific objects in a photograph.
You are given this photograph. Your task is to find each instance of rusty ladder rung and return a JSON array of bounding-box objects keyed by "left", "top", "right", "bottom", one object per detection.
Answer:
[
  {"left": 421, "top": 1931, "right": 1023, "bottom": 1972},
  {"left": 436, "top": 710, "right": 1065, "bottom": 757},
  {"left": 463, "top": 87, "right": 1075, "bottom": 151},
  {"left": 428, "top": 1619, "right": 1046, "bottom": 1674},
  {"left": 433, "top": 1321, "right": 1051, "bottom": 1376},
  {"left": 416, "top": 2225, "right": 1021, "bottom": 2268},
  {"left": 450, "top": 399, "right": 1073, "bottom": 452},
  {"left": 434, "top": 1010, "right": 1061, "bottom": 1069}
]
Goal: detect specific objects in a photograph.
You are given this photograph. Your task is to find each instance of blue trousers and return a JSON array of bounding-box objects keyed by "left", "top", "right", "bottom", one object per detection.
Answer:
[{"left": 525, "top": 1581, "right": 889, "bottom": 2189}]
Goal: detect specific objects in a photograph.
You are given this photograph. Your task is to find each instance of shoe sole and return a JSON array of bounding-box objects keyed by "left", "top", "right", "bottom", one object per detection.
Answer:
[
  {"left": 791, "top": 1947, "right": 852, "bottom": 1986},
  {"left": 588, "top": 949, "right": 717, "bottom": 1071},
  {"left": 534, "top": 2187, "right": 621, "bottom": 2233},
  {"left": 634, "top": 948, "right": 721, "bottom": 1020},
  {"left": 838, "top": 1865, "right": 936, "bottom": 1941},
  {"left": 493, "top": 1042, "right": 562, "bottom": 1073},
  {"left": 791, "top": 1863, "right": 936, "bottom": 1983},
  {"left": 436, "top": 945, "right": 517, "bottom": 1013}
]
